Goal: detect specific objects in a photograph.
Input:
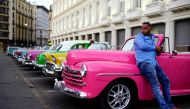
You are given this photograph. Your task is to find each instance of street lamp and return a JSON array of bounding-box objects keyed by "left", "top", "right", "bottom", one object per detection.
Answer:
[{"left": 25, "top": 23, "right": 29, "bottom": 47}]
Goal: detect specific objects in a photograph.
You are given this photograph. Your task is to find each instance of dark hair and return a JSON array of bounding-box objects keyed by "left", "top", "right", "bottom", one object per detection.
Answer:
[
  {"left": 142, "top": 22, "right": 151, "bottom": 27},
  {"left": 89, "top": 39, "right": 95, "bottom": 44}
]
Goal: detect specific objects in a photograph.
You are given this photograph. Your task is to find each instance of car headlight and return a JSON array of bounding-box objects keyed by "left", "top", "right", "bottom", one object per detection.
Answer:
[
  {"left": 80, "top": 64, "right": 87, "bottom": 77},
  {"left": 52, "top": 57, "right": 56, "bottom": 63},
  {"left": 52, "top": 57, "right": 56, "bottom": 62},
  {"left": 27, "top": 53, "right": 31, "bottom": 59}
]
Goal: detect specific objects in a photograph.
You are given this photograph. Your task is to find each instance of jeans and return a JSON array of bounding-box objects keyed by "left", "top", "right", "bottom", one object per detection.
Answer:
[{"left": 138, "top": 62, "right": 174, "bottom": 109}]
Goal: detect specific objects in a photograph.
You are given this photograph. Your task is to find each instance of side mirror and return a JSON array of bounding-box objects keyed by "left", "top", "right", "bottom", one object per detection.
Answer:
[
  {"left": 172, "top": 50, "right": 178, "bottom": 56},
  {"left": 170, "top": 50, "right": 178, "bottom": 58},
  {"left": 110, "top": 46, "right": 115, "bottom": 50}
]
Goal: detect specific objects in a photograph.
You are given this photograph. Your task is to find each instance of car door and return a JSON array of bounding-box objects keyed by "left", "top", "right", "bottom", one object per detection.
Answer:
[{"left": 157, "top": 53, "right": 190, "bottom": 95}]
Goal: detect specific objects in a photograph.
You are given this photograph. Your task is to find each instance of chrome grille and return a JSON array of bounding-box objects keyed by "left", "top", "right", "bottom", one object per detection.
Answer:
[
  {"left": 46, "top": 63, "right": 54, "bottom": 71},
  {"left": 63, "top": 66, "right": 83, "bottom": 87}
]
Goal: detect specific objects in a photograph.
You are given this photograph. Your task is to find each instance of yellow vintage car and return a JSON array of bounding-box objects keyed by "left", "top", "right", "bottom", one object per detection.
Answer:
[{"left": 42, "top": 40, "right": 90, "bottom": 77}]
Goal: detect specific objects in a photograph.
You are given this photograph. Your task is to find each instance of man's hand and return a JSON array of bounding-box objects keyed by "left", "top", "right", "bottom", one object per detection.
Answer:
[
  {"left": 156, "top": 46, "right": 161, "bottom": 52},
  {"left": 156, "top": 46, "right": 162, "bottom": 55}
]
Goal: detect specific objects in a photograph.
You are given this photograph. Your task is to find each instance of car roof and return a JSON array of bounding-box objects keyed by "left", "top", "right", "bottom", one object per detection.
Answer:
[{"left": 59, "top": 40, "right": 89, "bottom": 45}]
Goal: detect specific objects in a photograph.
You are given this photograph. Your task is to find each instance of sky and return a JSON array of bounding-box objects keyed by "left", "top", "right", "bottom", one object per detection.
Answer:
[{"left": 26, "top": 0, "right": 53, "bottom": 9}]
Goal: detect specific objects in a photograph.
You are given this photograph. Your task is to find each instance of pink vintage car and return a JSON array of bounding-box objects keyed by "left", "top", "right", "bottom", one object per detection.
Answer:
[{"left": 54, "top": 34, "right": 190, "bottom": 109}]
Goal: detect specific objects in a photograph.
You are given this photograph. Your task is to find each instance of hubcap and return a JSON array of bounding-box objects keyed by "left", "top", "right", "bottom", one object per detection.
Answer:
[{"left": 107, "top": 84, "right": 131, "bottom": 109}]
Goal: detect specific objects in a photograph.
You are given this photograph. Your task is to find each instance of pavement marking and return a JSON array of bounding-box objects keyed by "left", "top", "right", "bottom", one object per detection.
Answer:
[{"left": 8, "top": 57, "right": 52, "bottom": 109}]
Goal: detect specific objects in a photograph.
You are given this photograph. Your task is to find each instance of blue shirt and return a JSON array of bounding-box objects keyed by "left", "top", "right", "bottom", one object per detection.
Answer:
[{"left": 134, "top": 33, "right": 158, "bottom": 66}]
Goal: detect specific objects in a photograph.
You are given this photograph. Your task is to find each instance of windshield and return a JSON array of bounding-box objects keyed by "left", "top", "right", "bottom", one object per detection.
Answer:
[
  {"left": 121, "top": 37, "right": 160, "bottom": 51},
  {"left": 42, "top": 46, "right": 49, "bottom": 50},
  {"left": 34, "top": 46, "right": 41, "bottom": 50},
  {"left": 49, "top": 45, "right": 57, "bottom": 50},
  {"left": 55, "top": 41, "right": 89, "bottom": 51},
  {"left": 121, "top": 39, "right": 135, "bottom": 51},
  {"left": 56, "top": 42, "right": 76, "bottom": 51},
  {"left": 56, "top": 44, "right": 63, "bottom": 51},
  {"left": 88, "top": 43, "right": 109, "bottom": 50}
]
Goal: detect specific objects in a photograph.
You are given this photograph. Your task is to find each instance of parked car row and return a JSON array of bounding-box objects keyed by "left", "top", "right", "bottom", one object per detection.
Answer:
[
  {"left": 8, "top": 40, "right": 111, "bottom": 78},
  {"left": 8, "top": 36, "right": 190, "bottom": 109}
]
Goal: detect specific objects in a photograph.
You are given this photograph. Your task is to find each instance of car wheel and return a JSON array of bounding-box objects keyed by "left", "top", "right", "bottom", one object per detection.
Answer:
[{"left": 100, "top": 81, "right": 136, "bottom": 109}]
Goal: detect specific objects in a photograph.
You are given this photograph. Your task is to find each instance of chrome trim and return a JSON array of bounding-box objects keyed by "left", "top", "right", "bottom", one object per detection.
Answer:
[
  {"left": 97, "top": 73, "right": 141, "bottom": 76},
  {"left": 42, "top": 67, "right": 54, "bottom": 75},
  {"left": 54, "top": 79, "right": 87, "bottom": 99}
]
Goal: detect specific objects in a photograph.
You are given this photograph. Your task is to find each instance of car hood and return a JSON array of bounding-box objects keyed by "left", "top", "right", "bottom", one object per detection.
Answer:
[
  {"left": 66, "top": 50, "right": 136, "bottom": 66},
  {"left": 27, "top": 50, "right": 48, "bottom": 56}
]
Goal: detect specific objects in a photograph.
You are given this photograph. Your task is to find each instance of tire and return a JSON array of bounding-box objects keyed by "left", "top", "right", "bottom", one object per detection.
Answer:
[{"left": 100, "top": 80, "right": 136, "bottom": 109}]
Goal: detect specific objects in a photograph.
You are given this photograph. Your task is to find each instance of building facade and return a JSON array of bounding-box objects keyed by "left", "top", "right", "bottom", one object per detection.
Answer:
[
  {"left": 0, "top": 0, "right": 37, "bottom": 50},
  {"left": 49, "top": 5, "right": 52, "bottom": 36},
  {"left": 51, "top": 0, "right": 190, "bottom": 52},
  {"left": 35, "top": 6, "right": 49, "bottom": 46},
  {"left": 16, "top": 0, "right": 36, "bottom": 47},
  {"left": 0, "top": 0, "right": 9, "bottom": 52}
]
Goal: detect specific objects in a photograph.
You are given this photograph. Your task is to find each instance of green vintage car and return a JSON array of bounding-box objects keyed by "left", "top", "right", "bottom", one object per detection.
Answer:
[
  {"left": 34, "top": 45, "right": 58, "bottom": 69},
  {"left": 35, "top": 40, "right": 90, "bottom": 72}
]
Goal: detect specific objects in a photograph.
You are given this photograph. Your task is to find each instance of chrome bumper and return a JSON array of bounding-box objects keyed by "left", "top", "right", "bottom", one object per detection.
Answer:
[
  {"left": 33, "top": 61, "right": 44, "bottom": 68},
  {"left": 21, "top": 59, "right": 33, "bottom": 65},
  {"left": 54, "top": 79, "right": 87, "bottom": 99},
  {"left": 17, "top": 57, "right": 22, "bottom": 62},
  {"left": 42, "top": 67, "right": 54, "bottom": 75},
  {"left": 42, "top": 63, "right": 62, "bottom": 76}
]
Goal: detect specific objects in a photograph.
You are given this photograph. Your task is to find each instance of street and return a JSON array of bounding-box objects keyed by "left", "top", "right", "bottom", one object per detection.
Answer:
[{"left": 0, "top": 53, "right": 190, "bottom": 109}]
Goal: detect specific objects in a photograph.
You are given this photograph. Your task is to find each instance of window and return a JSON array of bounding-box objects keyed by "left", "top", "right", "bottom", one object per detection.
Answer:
[
  {"left": 152, "top": 0, "right": 159, "bottom": 3},
  {"left": 89, "top": 5, "right": 92, "bottom": 25},
  {"left": 0, "top": 7, "right": 9, "bottom": 14},
  {"left": 151, "top": 23, "right": 165, "bottom": 35},
  {"left": 175, "top": 18, "right": 190, "bottom": 52},
  {"left": 95, "top": 33, "right": 100, "bottom": 42},
  {"left": 0, "top": 16, "right": 8, "bottom": 22},
  {"left": 105, "top": 31, "right": 112, "bottom": 45},
  {"left": 121, "top": 39, "right": 134, "bottom": 51},
  {"left": 75, "top": 36, "right": 79, "bottom": 40},
  {"left": 128, "top": 0, "right": 141, "bottom": 10},
  {"left": 117, "top": 29, "right": 125, "bottom": 50},
  {"left": 83, "top": 8, "right": 85, "bottom": 26},
  {"left": 135, "top": 0, "right": 141, "bottom": 8},
  {"left": 107, "top": 7, "right": 111, "bottom": 16},
  {"left": 131, "top": 26, "right": 141, "bottom": 36},
  {"left": 71, "top": 14, "right": 74, "bottom": 27},
  {"left": 62, "top": 18, "right": 65, "bottom": 30},
  {"left": 96, "top": 2, "right": 99, "bottom": 23},
  {"left": 0, "top": 24, "right": 8, "bottom": 30},
  {"left": 107, "top": 0, "right": 111, "bottom": 16},
  {"left": 76, "top": 11, "right": 79, "bottom": 28},
  {"left": 0, "top": 32, "right": 8, "bottom": 37},
  {"left": 120, "top": 0, "right": 125, "bottom": 12}
]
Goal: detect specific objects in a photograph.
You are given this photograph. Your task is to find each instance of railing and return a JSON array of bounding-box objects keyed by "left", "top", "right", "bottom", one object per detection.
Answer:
[{"left": 146, "top": 0, "right": 164, "bottom": 8}]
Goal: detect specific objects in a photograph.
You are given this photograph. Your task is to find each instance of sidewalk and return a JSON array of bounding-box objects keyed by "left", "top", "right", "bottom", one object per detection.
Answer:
[{"left": 0, "top": 54, "right": 44, "bottom": 109}]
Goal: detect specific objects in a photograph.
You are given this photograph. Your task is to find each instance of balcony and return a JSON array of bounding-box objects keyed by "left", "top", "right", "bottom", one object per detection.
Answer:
[
  {"left": 112, "top": 12, "right": 125, "bottom": 24},
  {"left": 169, "top": 0, "right": 190, "bottom": 12},
  {"left": 126, "top": 8, "right": 142, "bottom": 21},
  {"left": 100, "top": 16, "right": 111, "bottom": 27},
  {"left": 144, "top": 1, "right": 164, "bottom": 17}
]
